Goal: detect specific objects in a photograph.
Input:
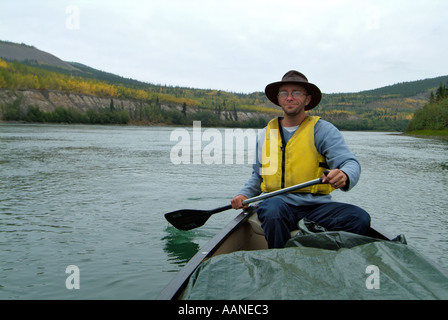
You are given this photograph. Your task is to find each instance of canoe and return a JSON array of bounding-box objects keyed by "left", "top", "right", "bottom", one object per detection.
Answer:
[{"left": 157, "top": 206, "right": 395, "bottom": 300}]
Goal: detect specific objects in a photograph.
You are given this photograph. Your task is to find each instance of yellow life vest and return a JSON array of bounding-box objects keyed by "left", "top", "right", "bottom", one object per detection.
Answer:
[{"left": 260, "top": 116, "right": 335, "bottom": 195}]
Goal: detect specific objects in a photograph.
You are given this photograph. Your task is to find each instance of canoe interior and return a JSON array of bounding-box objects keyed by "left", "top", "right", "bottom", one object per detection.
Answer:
[{"left": 212, "top": 215, "right": 268, "bottom": 255}]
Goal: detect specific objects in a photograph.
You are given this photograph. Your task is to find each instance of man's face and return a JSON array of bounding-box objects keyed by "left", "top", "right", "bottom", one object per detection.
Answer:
[{"left": 277, "top": 84, "right": 311, "bottom": 117}]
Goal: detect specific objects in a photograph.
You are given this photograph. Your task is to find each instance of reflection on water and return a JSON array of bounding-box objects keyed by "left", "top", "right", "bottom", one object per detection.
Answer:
[{"left": 162, "top": 226, "right": 200, "bottom": 268}]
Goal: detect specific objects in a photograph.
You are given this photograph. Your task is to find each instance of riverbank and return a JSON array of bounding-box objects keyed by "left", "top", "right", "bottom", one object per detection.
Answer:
[{"left": 404, "top": 129, "right": 448, "bottom": 140}]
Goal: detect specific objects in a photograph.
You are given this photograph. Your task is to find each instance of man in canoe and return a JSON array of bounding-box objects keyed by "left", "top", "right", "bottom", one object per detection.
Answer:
[{"left": 231, "top": 70, "right": 371, "bottom": 248}]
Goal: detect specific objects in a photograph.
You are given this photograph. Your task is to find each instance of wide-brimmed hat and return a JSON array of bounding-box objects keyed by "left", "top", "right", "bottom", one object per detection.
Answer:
[{"left": 265, "top": 70, "right": 322, "bottom": 110}]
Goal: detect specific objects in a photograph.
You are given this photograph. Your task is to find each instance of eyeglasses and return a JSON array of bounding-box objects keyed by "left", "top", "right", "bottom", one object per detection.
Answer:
[{"left": 278, "top": 91, "right": 307, "bottom": 99}]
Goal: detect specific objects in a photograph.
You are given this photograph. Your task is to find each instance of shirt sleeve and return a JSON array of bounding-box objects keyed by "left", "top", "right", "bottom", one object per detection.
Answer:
[
  {"left": 314, "top": 119, "right": 361, "bottom": 191},
  {"left": 236, "top": 128, "right": 265, "bottom": 198}
]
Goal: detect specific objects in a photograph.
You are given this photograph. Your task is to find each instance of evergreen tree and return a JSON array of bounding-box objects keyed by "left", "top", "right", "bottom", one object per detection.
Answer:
[
  {"left": 182, "top": 102, "right": 187, "bottom": 117},
  {"left": 430, "top": 91, "right": 435, "bottom": 104}
]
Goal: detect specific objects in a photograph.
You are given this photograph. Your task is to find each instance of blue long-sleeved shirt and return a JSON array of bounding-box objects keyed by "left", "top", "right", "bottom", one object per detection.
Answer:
[{"left": 237, "top": 119, "right": 361, "bottom": 206}]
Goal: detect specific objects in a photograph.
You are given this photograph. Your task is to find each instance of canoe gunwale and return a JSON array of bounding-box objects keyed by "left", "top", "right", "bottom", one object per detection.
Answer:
[{"left": 157, "top": 207, "right": 256, "bottom": 300}]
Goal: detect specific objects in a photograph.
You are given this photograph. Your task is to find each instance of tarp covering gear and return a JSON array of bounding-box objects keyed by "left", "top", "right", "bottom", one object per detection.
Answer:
[{"left": 182, "top": 219, "right": 448, "bottom": 300}]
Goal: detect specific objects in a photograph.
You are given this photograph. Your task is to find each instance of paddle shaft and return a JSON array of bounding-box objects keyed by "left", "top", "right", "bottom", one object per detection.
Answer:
[
  {"left": 242, "top": 177, "right": 323, "bottom": 205},
  {"left": 205, "top": 177, "right": 323, "bottom": 214},
  {"left": 165, "top": 171, "right": 329, "bottom": 230}
]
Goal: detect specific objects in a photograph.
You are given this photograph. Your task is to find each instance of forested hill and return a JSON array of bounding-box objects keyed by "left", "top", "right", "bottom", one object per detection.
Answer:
[
  {"left": 1, "top": 40, "right": 447, "bottom": 131},
  {"left": 311, "top": 75, "right": 448, "bottom": 131},
  {"left": 405, "top": 81, "right": 448, "bottom": 136}
]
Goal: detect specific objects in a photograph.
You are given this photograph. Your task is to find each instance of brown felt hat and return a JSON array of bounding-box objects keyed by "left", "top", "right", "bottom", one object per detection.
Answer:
[{"left": 265, "top": 70, "right": 322, "bottom": 110}]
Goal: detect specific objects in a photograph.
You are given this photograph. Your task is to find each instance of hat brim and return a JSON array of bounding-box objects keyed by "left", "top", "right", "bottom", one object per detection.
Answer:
[{"left": 265, "top": 81, "right": 322, "bottom": 110}]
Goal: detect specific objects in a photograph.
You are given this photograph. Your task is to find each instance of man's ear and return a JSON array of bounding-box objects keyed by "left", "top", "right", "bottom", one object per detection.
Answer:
[{"left": 305, "top": 94, "right": 312, "bottom": 106}]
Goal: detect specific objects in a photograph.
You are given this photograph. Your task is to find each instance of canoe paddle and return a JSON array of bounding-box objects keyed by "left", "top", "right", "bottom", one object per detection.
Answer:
[{"left": 165, "top": 171, "right": 329, "bottom": 231}]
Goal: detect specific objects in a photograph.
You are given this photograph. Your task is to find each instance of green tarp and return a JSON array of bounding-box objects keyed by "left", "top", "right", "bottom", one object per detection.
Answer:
[{"left": 182, "top": 220, "right": 448, "bottom": 300}]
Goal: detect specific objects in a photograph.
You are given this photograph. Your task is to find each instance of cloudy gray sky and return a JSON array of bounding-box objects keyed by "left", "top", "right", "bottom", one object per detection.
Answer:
[{"left": 1, "top": 0, "right": 447, "bottom": 93}]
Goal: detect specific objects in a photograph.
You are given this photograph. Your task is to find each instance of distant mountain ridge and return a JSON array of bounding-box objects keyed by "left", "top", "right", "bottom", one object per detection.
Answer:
[
  {"left": 1, "top": 39, "right": 446, "bottom": 96},
  {"left": 0, "top": 40, "right": 80, "bottom": 72},
  {"left": 359, "top": 75, "right": 448, "bottom": 98}
]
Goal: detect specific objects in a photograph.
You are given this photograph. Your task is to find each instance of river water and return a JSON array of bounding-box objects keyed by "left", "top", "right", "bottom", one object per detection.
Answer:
[{"left": 1, "top": 123, "right": 447, "bottom": 299}]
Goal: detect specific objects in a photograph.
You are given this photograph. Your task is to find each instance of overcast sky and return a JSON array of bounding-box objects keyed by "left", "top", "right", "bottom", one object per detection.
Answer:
[{"left": 1, "top": 0, "right": 447, "bottom": 93}]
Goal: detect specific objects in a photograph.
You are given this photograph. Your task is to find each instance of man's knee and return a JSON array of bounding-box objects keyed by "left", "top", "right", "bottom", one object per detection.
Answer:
[
  {"left": 256, "top": 198, "right": 297, "bottom": 249},
  {"left": 257, "top": 197, "right": 289, "bottom": 221},
  {"left": 310, "top": 202, "right": 371, "bottom": 235},
  {"left": 345, "top": 206, "right": 371, "bottom": 234}
]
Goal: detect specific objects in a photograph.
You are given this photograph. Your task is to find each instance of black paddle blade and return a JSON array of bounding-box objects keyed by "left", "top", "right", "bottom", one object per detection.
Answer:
[{"left": 164, "top": 209, "right": 213, "bottom": 231}]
